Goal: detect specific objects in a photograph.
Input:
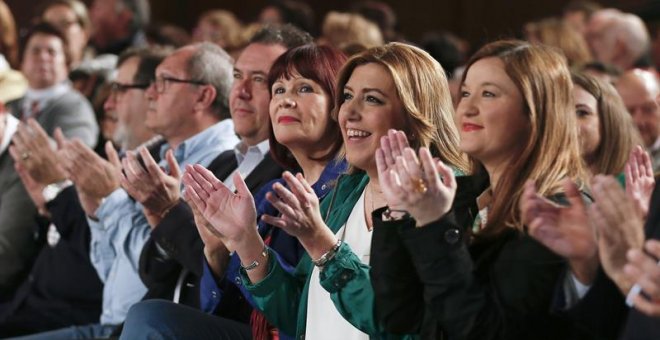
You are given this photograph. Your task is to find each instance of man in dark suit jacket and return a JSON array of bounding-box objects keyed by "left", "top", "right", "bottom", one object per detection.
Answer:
[
  {"left": 132, "top": 26, "right": 306, "bottom": 317},
  {"left": 0, "top": 107, "right": 38, "bottom": 301},
  {"left": 7, "top": 23, "right": 98, "bottom": 148}
]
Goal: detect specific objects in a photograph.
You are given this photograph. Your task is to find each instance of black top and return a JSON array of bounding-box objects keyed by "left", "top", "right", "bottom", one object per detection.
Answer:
[{"left": 370, "top": 174, "right": 627, "bottom": 340}]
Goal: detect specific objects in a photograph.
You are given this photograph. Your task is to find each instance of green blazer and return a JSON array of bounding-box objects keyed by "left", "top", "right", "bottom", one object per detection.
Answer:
[{"left": 241, "top": 172, "right": 416, "bottom": 339}]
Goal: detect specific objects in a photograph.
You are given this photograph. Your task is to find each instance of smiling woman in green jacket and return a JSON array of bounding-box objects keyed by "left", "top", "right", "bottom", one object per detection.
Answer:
[{"left": 188, "top": 42, "right": 468, "bottom": 339}]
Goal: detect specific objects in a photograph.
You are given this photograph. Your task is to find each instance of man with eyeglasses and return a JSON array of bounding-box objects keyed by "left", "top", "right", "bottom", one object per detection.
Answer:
[
  {"left": 119, "top": 24, "right": 313, "bottom": 340},
  {"left": 0, "top": 47, "right": 169, "bottom": 338},
  {"left": 14, "top": 42, "right": 240, "bottom": 340}
]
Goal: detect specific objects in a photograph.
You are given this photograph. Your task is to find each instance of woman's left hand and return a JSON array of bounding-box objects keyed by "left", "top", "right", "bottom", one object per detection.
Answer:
[
  {"left": 376, "top": 130, "right": 457, "bottom": 227},
  {"left": 262, "top": 171, "right": 337, "bottom": 258},
  {"left": 625, "top": 145, "right": 655, "bottom": 219}
]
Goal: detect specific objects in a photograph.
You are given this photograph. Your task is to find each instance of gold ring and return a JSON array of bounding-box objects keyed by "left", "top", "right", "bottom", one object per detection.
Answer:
[
  {"left": 21, "top": 152, "right": 30, "bottom": 161},
  {"left": 413, "top": 177, "right": 428, "bottom": 194}
]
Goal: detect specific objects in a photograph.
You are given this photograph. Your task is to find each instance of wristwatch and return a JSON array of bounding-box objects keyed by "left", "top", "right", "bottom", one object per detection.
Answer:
[{"left": 42, "top": 180, "right": 73, "bottom": 203}]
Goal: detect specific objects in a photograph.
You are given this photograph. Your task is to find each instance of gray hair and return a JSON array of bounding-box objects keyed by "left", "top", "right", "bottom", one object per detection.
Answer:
[
  {"left": 596, "top": 9, "right": 650, "bottom": 68},
  {"left": 187, "top": 42, "right": 233, "bottom": 119}
]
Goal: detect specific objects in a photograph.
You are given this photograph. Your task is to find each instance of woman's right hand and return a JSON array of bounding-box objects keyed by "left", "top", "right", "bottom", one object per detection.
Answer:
[
  {"left": 375, "top": 130, "right": 457, "bottom": 226},
  {"left": 182, "top": 164, "right": 259, "bottom": 251}
]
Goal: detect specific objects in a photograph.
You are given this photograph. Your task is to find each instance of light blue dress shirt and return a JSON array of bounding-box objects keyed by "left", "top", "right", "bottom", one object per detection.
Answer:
[{"left": 87, "top": 119, "right": 239, "bottom": 325}]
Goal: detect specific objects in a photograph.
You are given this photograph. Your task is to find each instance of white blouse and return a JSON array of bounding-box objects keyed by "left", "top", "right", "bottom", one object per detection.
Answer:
[{"left": 305, "top": 190, "right": 372, "bottom": 339}]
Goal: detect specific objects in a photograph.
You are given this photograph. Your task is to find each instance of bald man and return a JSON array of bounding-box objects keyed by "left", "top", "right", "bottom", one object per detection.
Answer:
[
  {"left": 616, "top": 69, "right": 660, "bottom": 172},
  {"left": 586, "top": 9, "right": 651, "bottom": 71}
]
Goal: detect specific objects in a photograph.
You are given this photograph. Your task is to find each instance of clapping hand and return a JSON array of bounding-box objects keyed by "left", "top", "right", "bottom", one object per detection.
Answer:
[
  {"left": 520, "top": 179, "right": 598, "bottom": 284},
  {"left": 591, "top": 175, "right": 645, "bottom": 294},
  {"left": 120, "top": 147, "right": 181, "bottom": 227},
  {"left": 261, "top": 171, "right": 337, "bottom": 260},
  {"left": 9, "top": 120, "right": 68, "bottom": 185},
  {"left": 625, "top": 145, "right": 655, "bottom": 219},
  {"left": 375, "top": 129, "right": 457, "bottom": 226},
  {"left": 182, "top": 165, "right": 258, "bottom": 251}
]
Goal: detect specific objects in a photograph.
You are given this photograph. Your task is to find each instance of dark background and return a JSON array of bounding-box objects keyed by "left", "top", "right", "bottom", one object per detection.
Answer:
[{"left": 6, "top": 0, "right": 660, "bottom": 49}]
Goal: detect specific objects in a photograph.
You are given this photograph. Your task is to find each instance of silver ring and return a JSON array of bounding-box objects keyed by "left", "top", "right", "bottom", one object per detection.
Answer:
[{"left": 20, "top": 152, "right": 30, "bottom": 161}]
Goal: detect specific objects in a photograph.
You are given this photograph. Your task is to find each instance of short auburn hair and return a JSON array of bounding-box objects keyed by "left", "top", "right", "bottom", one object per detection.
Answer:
[{"left": 267, "top": 44, "right": 347, "bottom": 169}]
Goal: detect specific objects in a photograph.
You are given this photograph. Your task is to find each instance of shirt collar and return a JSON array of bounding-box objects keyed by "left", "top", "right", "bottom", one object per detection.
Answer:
[
  {"left": 0, "top": 114, "right": 18, "bottom": 154},
  {"left": 24, "top": 82, "right": 70, "bottom": 102},
  {"left": 234, "top": 139, "right": 270, "bottom": 158},
  {"left": 159, "top": 119, "right": 236, "bottom": 164},
  {"left": 311, "top": 158, "right": 349, "bottom": 198}
]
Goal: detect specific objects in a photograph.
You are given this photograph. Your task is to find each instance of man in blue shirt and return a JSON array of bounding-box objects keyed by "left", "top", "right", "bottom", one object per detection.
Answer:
[{"left": 16, "top": 42, "right": 238, "bottom": 340}]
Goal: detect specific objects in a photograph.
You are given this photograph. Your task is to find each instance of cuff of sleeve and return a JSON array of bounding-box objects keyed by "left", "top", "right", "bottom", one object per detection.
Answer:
[
  {"left": 399, "top": 212, "right": 464, "bottom": 261},
  {"left": 319, "top": 242, "right": 363, "bottom": 293},
  {"left": 200, "top": 256, "right": 223, "bottom": 313},
  {"left": 240, "top": 247, "right": 286, "bottom": 295}
]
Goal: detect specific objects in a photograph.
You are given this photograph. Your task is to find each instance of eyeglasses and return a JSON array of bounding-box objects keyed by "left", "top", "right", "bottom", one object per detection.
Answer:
[
  {"left": 151, "top": 76, "right": 207, "bottom": 94},
  {"left": 110, "top": 81, "right": 150, "bottom": 95}
]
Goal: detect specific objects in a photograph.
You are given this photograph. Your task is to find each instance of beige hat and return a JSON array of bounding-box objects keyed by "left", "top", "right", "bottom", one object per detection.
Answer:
[{"left": 0, "top": 69, "right": 27, "bottom": 103}]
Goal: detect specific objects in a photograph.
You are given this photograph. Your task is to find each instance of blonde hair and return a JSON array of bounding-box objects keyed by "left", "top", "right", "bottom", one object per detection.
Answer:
[
  {"left": 196, "top": 10, "right": 244, "bottom": 51},
  {"left": 525, "top": 17, "right": 591, "bottom": 66},
  {"left": 321, "top": 11, "right": 384, "bottom": 52},
  {"left": 572, "top": 71, "right": 642, "bottom": 174},
  {"left": 462, "top": 40, "right": 589, "bottom": 236},
  {"left": 43, "top": 0, "right": 92, "bottom": 33},
  {"left": 333, "top": 42, "right": 469, "bottom": 174}
]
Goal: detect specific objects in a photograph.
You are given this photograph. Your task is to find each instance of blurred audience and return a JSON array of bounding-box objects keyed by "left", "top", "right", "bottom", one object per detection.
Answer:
[
  {"left": 259, "top": 0, "right": 316, "bottom": 37},
  {"left": 40, "top": 0, "right": 92, "bottom": 68},
  {"left": 7, "top": 23, "right": 98, "bottom": 147},
  {"left": 562, "top": 0, "right": 602, "bottom": 36},
  {"left": 193, "top": 10, "right": 244, "bottom": 53},
  {"left": 319, "top": 11, "right": 384, "bottom": 55},
  {"left": 88, "top": 0, "right": 150, "bottom": 55},
  {"left": 615, "top": 69, "right": 660, "bottom": 172},
  {"left": 585, "top": 9, "right": 651, "bottom": 71},
  {"left": 525, "top": 17, "right": 591, "bottom": 66}
]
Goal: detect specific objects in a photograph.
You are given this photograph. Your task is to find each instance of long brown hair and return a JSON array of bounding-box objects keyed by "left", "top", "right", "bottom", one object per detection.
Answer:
[
  {"left": 333, "top": 42, "right": 469, "bottom": 173},
  {"left": 461, "top": 40, "right": 589, "bottom": 236},
  {"left": 572, "top": 71, "right": 642, "bottom": 175}
]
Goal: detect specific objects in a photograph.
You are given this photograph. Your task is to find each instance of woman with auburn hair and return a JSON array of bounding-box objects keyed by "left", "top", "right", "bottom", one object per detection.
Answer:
[
  {"left": 370, "top": 40, "right": 611, "bottom": 339},
  {"left": 186, "top": 42, "right": 467, "bottom": 338}
]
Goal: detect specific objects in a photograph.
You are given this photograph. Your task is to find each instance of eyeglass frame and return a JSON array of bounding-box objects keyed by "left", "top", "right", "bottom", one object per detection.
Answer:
[
  {"left": 151, "top": 76, "right": 207, "bottom": 94},
  {"left": 109, "top": 81, "right": 150, "bottom": 95}
]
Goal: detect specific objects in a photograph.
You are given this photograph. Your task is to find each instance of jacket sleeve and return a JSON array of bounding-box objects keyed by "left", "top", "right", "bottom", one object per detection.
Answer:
[
  {"left": 370, "top": 209, "right": 425, "bottom": 334},
  {"left": 241, "top": 248, "right": 306, "bottom": 336},
  {"left": 0, "top": 170, "right": 37, "bottom": 297},
  {"left": 148, "top": 200, "right": 205, "bottom": 276},
  {"left": 46, "top": 186, "right": 93, "bottom": 260}
]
